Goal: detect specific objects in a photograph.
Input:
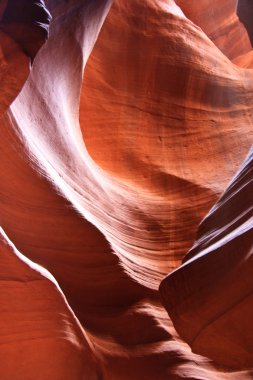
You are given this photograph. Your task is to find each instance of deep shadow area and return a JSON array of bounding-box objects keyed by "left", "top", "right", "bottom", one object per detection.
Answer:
[{"left": 237, "top": 0, "right": 253, "bottom": 46}]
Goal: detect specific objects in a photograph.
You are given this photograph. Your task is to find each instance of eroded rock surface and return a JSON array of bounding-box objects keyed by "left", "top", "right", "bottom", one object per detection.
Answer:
[
  {"left": 1, "top": 0, "right": 253, "bottom": 378},
  {"left": 0, "top": 228, "right": 100, "bottom": 379},
  {"left": 0, "top": 0, "right": 51, "bottom": 114},
  {"left": 160, "top": 145, "right": 253, "bottom": 369}
]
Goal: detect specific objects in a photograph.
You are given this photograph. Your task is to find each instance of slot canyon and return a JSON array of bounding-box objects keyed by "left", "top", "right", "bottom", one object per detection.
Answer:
[{"left": 1, "top": 0, "right": 253, "bottom": 379}]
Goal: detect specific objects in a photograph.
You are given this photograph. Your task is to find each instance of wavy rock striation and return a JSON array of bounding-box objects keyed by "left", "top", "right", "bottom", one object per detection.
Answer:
[
  {"left": 0, "top": 228, "right": 100, "bottom": 379},
  {"left": 176, "top": 0, "right": 253, "bottom": 67},
  {"left": 160, "top": 142, "right": 253, "bottom": 369},
  {"left": 1, "top": 0, "right": 253, "bottom": 378}
]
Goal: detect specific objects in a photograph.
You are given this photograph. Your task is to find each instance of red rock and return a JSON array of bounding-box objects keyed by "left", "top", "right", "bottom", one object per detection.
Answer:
[
  {"left": 160, "top": 147, "right": 253, "bottom": 368},
  {"left": 0, "top": 0, "right": 51, "bottom": 115},
  {"left": 1, "top": 0, "right": 253, "bottom": 378},
  {"left": 0, "top": 228, "right": 100, "bottom": 379},
  {"left": 176, "top": 0, "right": 253, "bottom": 66}
]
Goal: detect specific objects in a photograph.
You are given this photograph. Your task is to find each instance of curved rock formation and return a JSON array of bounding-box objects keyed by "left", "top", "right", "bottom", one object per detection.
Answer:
[
  {"left": 0, "top": 228, "right": 99, "bottom": 379},
  {"left": 160, "top": 147, "right": 253, "bottom": 369},
  {"left": 237, "top": 0, "right": 253, "bottom": 47},
  {"left": 175, "top": 0, "right": 253, "bottom": 67},
  {"left": 1, "top": 0, "right": 253, "bottom": 378},
  {"left": 0, "top": 0, "right": 50, "bottom": 114},
  {"left": 80, "top": 0, "right": 253, "bottom": 280},
  {"left": 0, "top": 0, "right": 51, "bottom": 60}
]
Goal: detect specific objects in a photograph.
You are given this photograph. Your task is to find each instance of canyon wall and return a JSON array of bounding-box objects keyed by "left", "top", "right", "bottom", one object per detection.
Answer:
[{"left": 1, "top": 0, "right": 253, "bottom": 378}]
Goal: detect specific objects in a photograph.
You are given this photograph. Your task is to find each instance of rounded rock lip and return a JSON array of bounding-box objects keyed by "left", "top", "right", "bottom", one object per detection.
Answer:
[{"left": 0, "top": 0, "right": 52, "bottom": 61}]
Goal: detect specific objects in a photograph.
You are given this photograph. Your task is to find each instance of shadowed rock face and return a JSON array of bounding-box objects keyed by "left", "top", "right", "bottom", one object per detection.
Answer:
[
  {"left": 237, "top": 0, "right": 253, "bottom": 46},
  {"left": 0, "top": 0, "right": 51, "bottom": 115},
  {"left": 0, "top": 0, "right": 51, "bottom": 60},
  {"left": 0, "top": 0, "right": 7, "bottom": 18},
  {"left": 1, "top": 0, "right": 253, "bottom": 378},
  {"left": 160, "top": 147, "right": 253, "bottom": 368},
  {"left": 0, "top": 229, "right": 100, "bottom": 379}
]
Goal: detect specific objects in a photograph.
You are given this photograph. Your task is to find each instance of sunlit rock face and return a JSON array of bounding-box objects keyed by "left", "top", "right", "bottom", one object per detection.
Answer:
[
  {"left": 176, "top": 0, "right": 253, "bottom": 66},
  {"left": 1, "top": 0, "right": 253, "bottom": 378}
]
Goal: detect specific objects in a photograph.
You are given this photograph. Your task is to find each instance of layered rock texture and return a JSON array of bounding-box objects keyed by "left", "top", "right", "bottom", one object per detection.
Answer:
[{"left": 1, "top": 0, "right": 253, "bottom": 378}]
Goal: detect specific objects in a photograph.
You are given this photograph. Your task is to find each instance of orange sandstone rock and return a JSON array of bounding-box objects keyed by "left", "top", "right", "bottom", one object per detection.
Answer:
[
  {"left": 160, "top": 147, "right": 253, "bottom": 369},
  {"left": 0, "top": 0, "right": 51, "bottom": 115},
  {"left": 0, "top": 228, "right": 100, "bottom": 379},
  {"left": 1, "top": 0, "right": 253, "bottom": 379}
]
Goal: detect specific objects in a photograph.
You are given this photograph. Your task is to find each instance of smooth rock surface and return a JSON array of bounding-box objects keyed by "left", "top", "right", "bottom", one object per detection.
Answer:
[
  {"left": 0, "top": 0, "right": 51, "bottom": 115},
  {"left": 1, "top": 0, "right": 253, "bottom": 378},
  {"left": 0, "top": 228, "right": 100, "bottom": 379},
  {"left": 160, "top": 147, "right": 253, "bottom": 369}
]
